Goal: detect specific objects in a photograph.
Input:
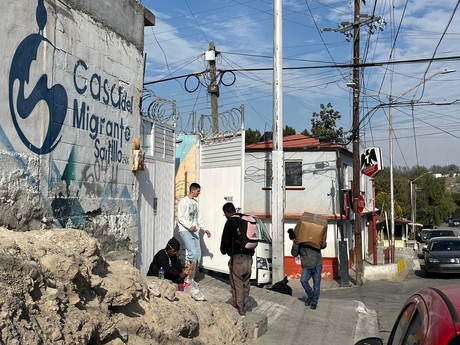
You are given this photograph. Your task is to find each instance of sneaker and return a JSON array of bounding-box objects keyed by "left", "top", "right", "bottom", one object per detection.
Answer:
[
  {"left": 310, "top": 303, "right": 317, "bottom": 310},
  {"left": 304, "top": 297, "right": 313, "bottom": 306}
]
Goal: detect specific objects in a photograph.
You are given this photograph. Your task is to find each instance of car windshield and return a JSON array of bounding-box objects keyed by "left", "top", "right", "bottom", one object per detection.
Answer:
[
  {"left": 255, "top": 217, "right": 272, "bottom": 243},
  {"left": 427, "top": 231, "right": 454, "bottom": 239},
  {"left": 430, "top": 240, "right": 460, "bottom": 251}
]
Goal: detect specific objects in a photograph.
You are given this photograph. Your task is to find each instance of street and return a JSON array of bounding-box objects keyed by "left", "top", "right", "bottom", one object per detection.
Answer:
[
  {"left": 322, "top": 262, "right": 460, "bottom": 343},
  {"left": 199, "top": 247, "right": 460, "bottom": 345}
]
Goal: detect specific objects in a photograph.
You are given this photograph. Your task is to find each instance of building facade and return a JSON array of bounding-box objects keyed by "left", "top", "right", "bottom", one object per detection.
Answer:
[
  {"left": 1, "top": 0, "right": 161, "bottom": 265},
  {"left": 245, "top": 134, "right": 374, "bottom": 279}
]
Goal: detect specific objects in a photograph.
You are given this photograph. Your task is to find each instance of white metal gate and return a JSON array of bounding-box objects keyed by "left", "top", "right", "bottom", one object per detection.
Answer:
[
  {"left": 198, "top": 133, "right": 245, "bottom": 273},
  {"left": 136, "top": 120, "right": 175, "bottom": 275}
]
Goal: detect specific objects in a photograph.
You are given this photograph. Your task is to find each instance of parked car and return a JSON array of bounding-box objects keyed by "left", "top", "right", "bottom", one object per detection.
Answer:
[
  {"left": 355, "top": 285, "right": 460, "bottom": 345},
  {"left": 425, "top": 229, "right": 456, "bottom": 242},
  {"left": 416, "top": 230, "right": 456, "bottom": 259},
  {"left": 449, "top": 219, "right": 460, "bottom": 227},
  {"left": 417, "top": 229, "right": 432, "bottom": 243},
  {"left": 423, "top": 237, "right": 460, "bottom": 275}
]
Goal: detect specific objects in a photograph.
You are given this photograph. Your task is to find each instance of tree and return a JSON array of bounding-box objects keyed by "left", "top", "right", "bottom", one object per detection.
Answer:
[
  {"left": 374, "top": 166, "right": 457, "bottom": 226},
  {"left": 410, "top": 169, "right": 457, "bottom": 225},
  {"left": 283, "top": 125, "right": 296, "bottom": 136},
  {"left": 375, "top": 191, "right": 404, "bottom": 219},
  {"left": 245, "top": 128, "right": 261, "bottom": 144},
  {"left": 310, "top": 103, "right": 344, "bottom": 143},
  {"left": 300, "top": 129, "right": 310, "bottom": 136}
]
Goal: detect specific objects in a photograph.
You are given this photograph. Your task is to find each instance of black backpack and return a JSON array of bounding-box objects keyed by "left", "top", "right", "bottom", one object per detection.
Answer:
[
  {"left": 230, "top": 214, "right": 259, "bottom": 249},
  {"left": 269, "top": 276, "right": 292, "bottom": 296}
]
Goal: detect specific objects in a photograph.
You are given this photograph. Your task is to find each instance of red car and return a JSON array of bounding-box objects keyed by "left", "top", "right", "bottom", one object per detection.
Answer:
[{"left": 356, "top": 285, "right": 460, "bottom": 345}]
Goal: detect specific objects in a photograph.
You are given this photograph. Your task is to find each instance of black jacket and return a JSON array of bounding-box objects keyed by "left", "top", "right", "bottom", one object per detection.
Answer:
[
  {"left": 147, "top": 249, "right": 184, "bottom": 283},
  {"left": 220, "top": 213, "right": 255, "bottom": 257}
]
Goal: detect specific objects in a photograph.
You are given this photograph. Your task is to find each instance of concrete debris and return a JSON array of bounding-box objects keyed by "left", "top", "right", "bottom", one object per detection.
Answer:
[{"left": 0, "top": 227, "right": 251, "bottom": 344}]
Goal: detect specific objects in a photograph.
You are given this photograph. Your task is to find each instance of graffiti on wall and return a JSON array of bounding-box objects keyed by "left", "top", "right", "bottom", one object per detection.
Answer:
[
  {"left": 8, "top": 0, "right": 67, "bottom": 155},
  {"left": 2, "top": 0, "right": 140, "bottom": 234},
  {"left": 72, "top": 59, "right": 133, "bottom": 165}
]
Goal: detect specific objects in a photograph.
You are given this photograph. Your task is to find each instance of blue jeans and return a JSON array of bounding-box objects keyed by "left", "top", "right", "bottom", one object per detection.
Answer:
[
  {"left": 179, "top": 230, "right": 201, "bottom": 264},
  {"left": 301, "top": 264, "right": 322, "bottom": 305}
]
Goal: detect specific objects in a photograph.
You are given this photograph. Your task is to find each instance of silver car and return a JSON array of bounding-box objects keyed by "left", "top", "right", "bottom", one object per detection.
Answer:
[{"left": 423, "top": 237, "right": 460, "bottom": 275}]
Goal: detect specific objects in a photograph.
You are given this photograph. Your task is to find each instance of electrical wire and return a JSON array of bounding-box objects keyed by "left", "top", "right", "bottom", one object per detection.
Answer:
[{"left": 417, "top": 0, "right": 460, "bottom": 100}]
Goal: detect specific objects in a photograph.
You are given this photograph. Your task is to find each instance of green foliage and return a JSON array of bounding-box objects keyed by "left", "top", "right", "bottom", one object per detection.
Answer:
[
  {"left": 245, "top": 128, "right": 261, "bottom": 144},
  {"left": 310, "top": 103, "right": 344, "bottom": 143},
  {"left": 375, "top": 191, "right": 404, "bottom": 219},
  {"left": 283, "top": 125, "right": 296, "bottom": 136},
  {"left": 374, "top": 166, "right": 457, "bottom": 226},
  {"left": 300, "top": 129, "right": 310, "bottom": 136}
]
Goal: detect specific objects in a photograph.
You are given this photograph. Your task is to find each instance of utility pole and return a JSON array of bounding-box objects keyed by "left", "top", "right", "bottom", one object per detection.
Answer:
[
  {"left": 336, "top": 156, "right": 350, "bottom": 287},
  {"left": 271, "top": 0, "right": 285, "bottom": 283},
  {"left": 323, "top": 2, "right": 383, "bottom": 286},
  {"left": 351, "top": 0, "right": 363, "bottom": 286},
  {"left": 206, "top": 41, "right": 219, "bottom": 133}
]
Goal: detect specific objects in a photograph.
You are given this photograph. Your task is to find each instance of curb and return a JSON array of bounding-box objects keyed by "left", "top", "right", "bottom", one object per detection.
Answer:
[{"left": 363, "top": 257, "right": 410, "bottom": 282}]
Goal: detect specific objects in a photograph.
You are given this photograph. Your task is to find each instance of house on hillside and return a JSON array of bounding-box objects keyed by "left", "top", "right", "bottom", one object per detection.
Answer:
[{"left": 244, "top": 134, "right": 375, "bottom": 279}]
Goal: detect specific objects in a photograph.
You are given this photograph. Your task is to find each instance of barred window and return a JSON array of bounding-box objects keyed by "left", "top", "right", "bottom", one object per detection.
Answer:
[{"left": 265, "top": 160, "right": 303, "bottom": 187}]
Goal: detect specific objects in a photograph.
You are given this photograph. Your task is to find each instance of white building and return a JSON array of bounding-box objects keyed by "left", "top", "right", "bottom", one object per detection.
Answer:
[{"left": 244, "top": 134, "right": 374, "bottom": 279}]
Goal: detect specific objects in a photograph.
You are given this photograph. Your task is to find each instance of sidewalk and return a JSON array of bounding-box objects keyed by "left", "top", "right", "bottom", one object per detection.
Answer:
[
  {"left": 197, "top": 272, "right": 375, "bottom": 345},
  {"left": 197, "top": 248, "right": 417, "bottom": 344}
]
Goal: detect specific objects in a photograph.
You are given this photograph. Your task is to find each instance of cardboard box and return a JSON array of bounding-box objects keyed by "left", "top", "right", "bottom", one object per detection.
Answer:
[{"left": 293, "top": 212, "right": 327, "bottom": 249}]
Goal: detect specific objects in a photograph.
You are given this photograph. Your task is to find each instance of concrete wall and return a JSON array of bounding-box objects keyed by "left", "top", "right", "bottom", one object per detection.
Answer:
[
  {"left": 1, "top": 0, "right": 152, "bottom": 253},
  {"left": 244, "top": 150, "right": 342, "bottom": 216},
  {"left": 243, "top": 148, "right": 374, "bottom": 279}
]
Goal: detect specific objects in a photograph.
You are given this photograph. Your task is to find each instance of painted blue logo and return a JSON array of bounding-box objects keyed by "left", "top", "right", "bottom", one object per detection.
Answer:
[{"left": 8, "top": 0, "right": 67, "bottom": 154}]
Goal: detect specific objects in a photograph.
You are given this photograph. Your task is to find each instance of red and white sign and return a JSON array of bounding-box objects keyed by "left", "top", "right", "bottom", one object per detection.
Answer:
[
  {"left": 361, "top": 147, "right": 383, "bottom": 177},
  {"left": 357, "top": 195, "right": 365, "bottom": 213}
]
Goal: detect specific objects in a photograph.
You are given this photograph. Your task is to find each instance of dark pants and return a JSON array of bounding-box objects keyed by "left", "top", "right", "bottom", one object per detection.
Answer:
[{"left": 228, "top": 254, "right": 252, "bottom": 316}]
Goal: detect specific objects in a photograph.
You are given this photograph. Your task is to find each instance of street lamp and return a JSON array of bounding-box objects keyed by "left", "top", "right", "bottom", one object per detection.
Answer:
[
  {"left": 409, "top": 171, "right": 432, "bottom": 237},
  {"left": 389, "top": 68, "right": 455, "bottom": 262}
]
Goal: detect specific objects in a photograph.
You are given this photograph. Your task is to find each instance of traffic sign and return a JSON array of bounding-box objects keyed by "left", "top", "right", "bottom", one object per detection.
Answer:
[{"left": 357, "top": 195, "right": 365, "bottom": 213}]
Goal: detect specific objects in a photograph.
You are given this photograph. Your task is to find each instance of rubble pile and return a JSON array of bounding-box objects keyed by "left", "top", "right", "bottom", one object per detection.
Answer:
[{"left": 0, "top": 227, "right": 249, "bottom": 344}]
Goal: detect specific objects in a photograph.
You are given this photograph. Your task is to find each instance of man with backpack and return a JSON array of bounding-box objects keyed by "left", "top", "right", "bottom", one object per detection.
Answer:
[{"left": 220, "top": 202, "right": 257, "bottom": 318}]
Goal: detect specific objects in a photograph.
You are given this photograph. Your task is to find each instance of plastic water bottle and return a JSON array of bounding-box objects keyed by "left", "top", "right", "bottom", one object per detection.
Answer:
[
  {"left": 295, "top": 255, "right": 301, "bottom": 265},
  {"left": 158, "top": 267, "right": 165, "bottom": 280}
]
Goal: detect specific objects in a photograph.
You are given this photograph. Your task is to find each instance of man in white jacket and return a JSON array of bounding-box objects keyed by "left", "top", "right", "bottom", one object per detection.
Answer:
[{"left": 177, "top": 183, "right": 211, "bottom": 269}]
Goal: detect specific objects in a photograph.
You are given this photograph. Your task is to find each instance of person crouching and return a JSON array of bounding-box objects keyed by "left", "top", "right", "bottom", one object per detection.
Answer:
[{"left": 147, "top": 237, "right": 189, "bottom": 283}]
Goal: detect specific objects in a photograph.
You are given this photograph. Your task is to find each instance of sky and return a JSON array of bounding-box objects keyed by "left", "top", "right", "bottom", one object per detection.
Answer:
[{"left": 140, "top": 0, "right": 460, "bottom": 169}]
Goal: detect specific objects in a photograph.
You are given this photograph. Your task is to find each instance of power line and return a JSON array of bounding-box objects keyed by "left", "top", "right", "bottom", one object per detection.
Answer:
[{"left": 144, "top": 54, "right": 460, "bottom": 85}]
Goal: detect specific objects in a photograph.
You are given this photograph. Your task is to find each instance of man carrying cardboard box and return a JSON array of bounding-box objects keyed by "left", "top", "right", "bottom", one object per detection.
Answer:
[{"left": 289, "top": 212, "right": 327, "bottom": 310}]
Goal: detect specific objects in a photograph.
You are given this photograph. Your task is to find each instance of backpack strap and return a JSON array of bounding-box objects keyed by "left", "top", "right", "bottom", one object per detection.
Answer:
[{"left": 230, "top": 214, "right": 243, "bottom": 237}]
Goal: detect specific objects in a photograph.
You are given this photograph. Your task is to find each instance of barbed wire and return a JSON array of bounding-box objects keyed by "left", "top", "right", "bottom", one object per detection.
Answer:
[
  {"left": 141, "top": 88, "right": 178, "bottom": 126},
  {"left": 198, "top": 106, "right": 244, "bottom": 139}
]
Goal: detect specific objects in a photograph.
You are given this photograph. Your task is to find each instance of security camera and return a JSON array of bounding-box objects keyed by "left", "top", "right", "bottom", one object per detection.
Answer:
[{"left": 346, "top": 82, "right": 355, "bottom": 87}]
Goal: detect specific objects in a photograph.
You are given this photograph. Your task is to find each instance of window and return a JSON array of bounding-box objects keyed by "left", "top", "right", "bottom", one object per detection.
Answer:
[
  {"left": 265, "top": 160, "right": 272, "bottom": 187},
  {"left": 265, "top": 160, "right": 303, "bottom": 187},
  {"left": 285, "top": 161, "right": 302, "bottom": 186},
  {"left": 402, "top": 310, "right": 422, "bottom": 345},
  {"left": 391, "top": 303, "right": 416, "bottom": 343},
  {"left": 390, "top": 303, "right": 423, "bottom": 345}
]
